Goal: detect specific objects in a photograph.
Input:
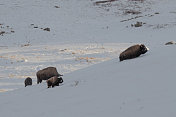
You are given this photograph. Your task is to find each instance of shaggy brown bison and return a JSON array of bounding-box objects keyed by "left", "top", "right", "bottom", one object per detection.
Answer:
[
  {"left": 36, "top": 67, "right": 63, "bottom": 84},
  {"left": 47, "top": 76, "right": 63, "bottom": 88},
  {"left": 119, "top": 44, "right": 149, "bottom": 61},
  {"left": 24, "top": 77, "right": 32, "bottom": 87}
]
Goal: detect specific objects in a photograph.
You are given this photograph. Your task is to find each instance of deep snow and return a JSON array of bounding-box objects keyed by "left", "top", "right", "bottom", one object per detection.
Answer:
[{"left": 0, "top": 0, "right": 176, "bottom": 116}]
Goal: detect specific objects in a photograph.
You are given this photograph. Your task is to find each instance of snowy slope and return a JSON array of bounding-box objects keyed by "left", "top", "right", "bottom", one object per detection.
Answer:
[
  {"left": 0, "top": 45, "right": 176, "bottom": 117},
  {"left": 0, "top": 0, "right": 176, "bottom": 116},
  {"left": 0, "top": 43, "right": 132, "bottom": 92}
]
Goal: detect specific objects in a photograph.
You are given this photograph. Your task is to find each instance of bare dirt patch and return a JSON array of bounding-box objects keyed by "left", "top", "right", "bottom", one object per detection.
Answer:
[
  {"left": 94, "top": 0, "right": 117, "bottom": 5},
  {"left": 93, "top": 0, "right": 152, "bottom": 16},
  {"left": 30, "top": 24, "right": 50, "bottom": 32},
  {"left": 131, "top": 21, "right": 146, "bottom": 27},
  {"left": 0, "top": 24, "right": 15, "bottom": 36}
]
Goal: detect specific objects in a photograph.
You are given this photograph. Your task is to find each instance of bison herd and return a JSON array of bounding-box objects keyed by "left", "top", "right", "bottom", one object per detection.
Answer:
[
  {"left": 24, "top": 67, "right": 63, "bottom": 88},
  {"left": 24, "top": 44, "right": 149, "bottom": 88}
]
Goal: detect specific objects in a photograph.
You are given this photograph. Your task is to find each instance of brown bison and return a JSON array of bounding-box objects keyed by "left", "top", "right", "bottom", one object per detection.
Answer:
[
  {"left": 47, "top": 76, "right": 63, "bottom": 88},
  {"left": 36, "top": 67, "right": 63, "bottom": 84},
  {"left": 24, "top": 77, "right": 32, "bottom": 87},
  {"left": 119, "top": 44, "right": 149, "bottom": 61}
]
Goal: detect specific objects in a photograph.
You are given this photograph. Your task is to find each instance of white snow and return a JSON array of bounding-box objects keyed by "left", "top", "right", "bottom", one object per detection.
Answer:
[{"left": 0, "top": 0, "right": 176, "bottom": 116}]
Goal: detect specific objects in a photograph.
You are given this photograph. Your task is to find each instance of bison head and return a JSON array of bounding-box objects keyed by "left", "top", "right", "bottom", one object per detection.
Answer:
[
  {"left": 58, "top": 77, "right": 63, "bottom": 83},
  {"left": 140, "top": 44, "right": 149, "bottom": 54}
]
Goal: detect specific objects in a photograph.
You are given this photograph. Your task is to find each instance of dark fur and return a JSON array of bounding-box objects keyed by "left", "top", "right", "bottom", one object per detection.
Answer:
[
  {"left": 24, "top": 77, "right": 32, "bottom": 87},
  {"left": 47, "top": 76, "right": 63, "bottom": 88},
  {"left": 36, "top": 67, "right": 63, "bottom": 84},
  {"left": 119, "top": 44, "right": 148, "bottom": 61}
]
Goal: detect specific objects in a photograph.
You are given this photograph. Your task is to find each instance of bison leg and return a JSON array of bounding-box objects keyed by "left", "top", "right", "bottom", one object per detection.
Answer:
[
  {"left": 37, "top": 78, "right": 42, "bottom": 84},
  {"left": 47, "top": 81, "right": 52, "bottom": 88},
  {"left": 119, "top": 56, "right": 123, "bottom": 61},
  {"left": 37, "top": 78, "right": 40, "bottom": 84},
  {"left": 55, "top": 83, "right": 59, "bottom": 86}
]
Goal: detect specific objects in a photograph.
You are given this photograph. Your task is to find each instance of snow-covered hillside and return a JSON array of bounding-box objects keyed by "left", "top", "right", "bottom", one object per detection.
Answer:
[
  {"left": 0, "top": 0, "right": 176, "bottom": 116},
  {"left": 0, "top": 45, "right": 176, "bottom": 117}
]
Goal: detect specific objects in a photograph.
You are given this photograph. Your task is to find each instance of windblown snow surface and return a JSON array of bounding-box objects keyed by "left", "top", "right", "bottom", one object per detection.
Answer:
[{"left": 0, "top": 0, "right": 176, "bottom": 116}]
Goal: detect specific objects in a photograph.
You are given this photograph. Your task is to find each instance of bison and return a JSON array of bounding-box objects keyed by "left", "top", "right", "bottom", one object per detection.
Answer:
[
  {"left": 119, "top": 44, "right": 149, "bottom": 61},
  {"left": 24, "top": 77, "right": 32, "bottom": 87},
  {"left": 47, "top": 76, "right": 63, "bottom": 88},
  {"left": 36, "top": 67, "right": 63, "bottom": 84}
]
